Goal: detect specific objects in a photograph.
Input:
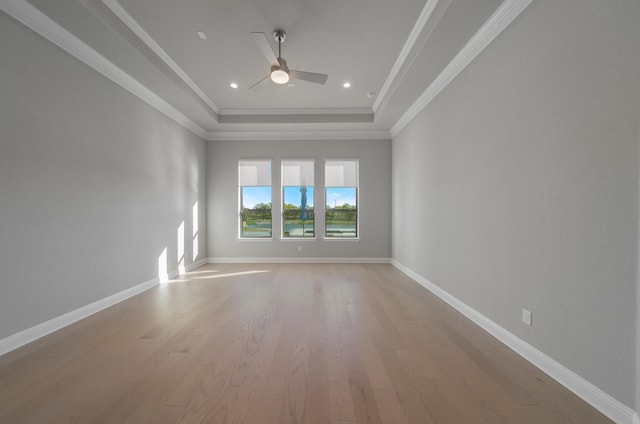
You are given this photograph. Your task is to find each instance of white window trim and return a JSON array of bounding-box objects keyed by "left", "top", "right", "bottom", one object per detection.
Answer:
[
  {"left": 281, "top": 158, "right": 316, "bottom": 239},
  {"left": 324, "top": 158, "right": 359, "bottom": 240},
  {"left": 238, "top": 158, "right": 273, "bottom": 240}
]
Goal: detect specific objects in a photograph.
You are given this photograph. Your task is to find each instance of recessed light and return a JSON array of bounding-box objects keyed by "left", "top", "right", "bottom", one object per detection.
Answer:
[
  {"left": 343, "top": 82, "right": 352, "bottom": 88},
  {"left": 196, "top": 31, "right": 207, "bottom": 40},
  {"left": 230, "top": 82, "right": 239, "bottom": 89}
]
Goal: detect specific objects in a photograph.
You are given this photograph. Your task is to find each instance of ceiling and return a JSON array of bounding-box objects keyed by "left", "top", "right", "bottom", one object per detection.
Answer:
[{"left": 6, "top": 0, "right": 514, "bottom": 139}]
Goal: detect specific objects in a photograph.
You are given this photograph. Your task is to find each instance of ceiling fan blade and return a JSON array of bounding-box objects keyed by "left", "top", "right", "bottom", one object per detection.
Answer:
[
  {"left": 248, "top": 74, "right": 271, "bottom": 90},
  {"left": 289, "top": 70, "right": 328, "bottom": 85},
  {"left": 250, "top": 32, "right": 278, "bottom": 66}
]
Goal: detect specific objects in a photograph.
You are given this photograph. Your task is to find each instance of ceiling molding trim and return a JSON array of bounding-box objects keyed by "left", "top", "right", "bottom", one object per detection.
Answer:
[
  {"left": 218, "top": 108, "right": 374, "bottom": 124},
  {"left": 207, "top": 130, "right": 391, "bottom": 142},
  {"left": 219, "top": 114, "right": 373, "bottom": 125},
  {"left": 389, "top": 0, "right": 535, "bottom": 138},
  {"left": 372, "top": 0, "right": 440, "bottom": 114},
  {"left": 0, "top": 0, "right": 207, "bottom": 139},
  {"left": 219, "top": 108, "right": 373, "bottom": 116},
  {"left": 102, "top": 0, "right": 220, "bottom": 115}
]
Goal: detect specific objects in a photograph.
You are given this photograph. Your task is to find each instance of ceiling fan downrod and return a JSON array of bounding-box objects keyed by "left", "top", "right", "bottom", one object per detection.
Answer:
[{"left": 274, "top": 29, "right": 286, "bottom": 60}]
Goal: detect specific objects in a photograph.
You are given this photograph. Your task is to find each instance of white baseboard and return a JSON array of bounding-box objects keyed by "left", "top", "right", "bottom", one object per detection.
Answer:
[
  {"left": 186, "top": 258, "right": 208, "bottom": 271},
  {"left": 0, "top": 276, "right": 158, "bottom": 356},
  {"left": 168, "top": 258, "right": 209, "bottom": 279},
  {"left": 391, "top": 259, "right": 638, "bottom": 424},
  {"left": 0, "top": 257, "right": 232, "bottom": 356},
  {"left": 207, "top": 257, "right": 391, "bottom": 264}
]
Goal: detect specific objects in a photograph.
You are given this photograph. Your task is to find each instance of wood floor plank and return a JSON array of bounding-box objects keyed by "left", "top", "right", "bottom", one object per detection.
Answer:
[
  {"left": 375, "top": 344, "right": 437, "bottom": 424},
  {"left": 0, "top": 263, "right": 613, "bottom": 424},
  {"left": 359, "top": 336, "right": 393, "bottom": 389},
  {"left": 340, "top": 330, "right": 384, "bottom": 424},
  {"left": 254, "top": 398, "right": 285, "bottom": 424},
  {"left": 286, "top": 342, "right": 310, "bottom": 424},
  {"left": 373, "top": 388, "right": 409, "bottom": 424},
  {"left": 306, "top": 329, "right": 331, "bottom": 424},
  {"left": 329, "top": 379, "right": 356, "bottom": 422},
  {"left": 326, "top": 326, "right": 349, "bottom": 382}
]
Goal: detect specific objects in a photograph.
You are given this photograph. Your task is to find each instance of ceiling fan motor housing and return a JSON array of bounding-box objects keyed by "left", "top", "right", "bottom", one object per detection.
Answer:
[{"left": 272, "top": 57, "right": 288, "bottom": 73}]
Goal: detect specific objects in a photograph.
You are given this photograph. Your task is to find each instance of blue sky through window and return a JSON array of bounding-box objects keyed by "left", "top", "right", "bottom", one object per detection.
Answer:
[
  {"left": 284, "top": 186, "right": 314, "bottom": 207},
  {"left": 243, "top": 186, "right": 355, "bottom": 208},
  {"left": 242, "top": 186, "right": 271, "bottom": 208},
  {"left": 326, "top": 187, "right": 356, "bottom": 208}
]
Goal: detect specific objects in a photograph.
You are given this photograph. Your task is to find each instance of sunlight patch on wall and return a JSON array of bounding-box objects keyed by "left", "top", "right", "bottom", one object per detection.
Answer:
[
  {"left": 177, "top": 221, "right": 185, "bottom": 275},
  {"left": 192, "top": 201, "right": 199, "bottom": 260},
  {"left": 158, "top": 247, "right": 168, "bottom": 284}
]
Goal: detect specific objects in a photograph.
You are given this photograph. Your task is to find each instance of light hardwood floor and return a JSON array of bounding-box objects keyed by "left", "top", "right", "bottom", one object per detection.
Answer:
[{"left": 0, "top": 263, "right": 612, "bottom": 423}]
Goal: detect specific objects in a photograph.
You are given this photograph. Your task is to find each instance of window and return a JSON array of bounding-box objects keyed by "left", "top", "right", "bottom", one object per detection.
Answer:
[
  {"left": 239, "top": 160, "right": 272, "bottom": 238},
  {"left": 282, "top": 159, "right": 314, "bottom": 238},
  {"left": 325, "top": 160, "right": 358, "bottom": 238}
]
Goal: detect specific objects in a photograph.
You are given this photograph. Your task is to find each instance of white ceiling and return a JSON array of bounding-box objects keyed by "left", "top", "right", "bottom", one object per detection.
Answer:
[{"left": 9, "top": 0, "right": 512, "bottom": 139}]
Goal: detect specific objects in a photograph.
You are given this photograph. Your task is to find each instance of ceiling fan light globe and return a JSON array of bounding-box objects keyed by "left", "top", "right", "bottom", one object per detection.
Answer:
[{"left": 271, "top": 69, "right": 289, "bottom": 84}]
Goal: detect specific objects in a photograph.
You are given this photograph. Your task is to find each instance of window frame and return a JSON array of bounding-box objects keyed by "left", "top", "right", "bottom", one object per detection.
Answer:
[
  {"left": 238, "top": 159, "right": 273, "bottom": 239},
  {"left": 281, "top": 159, "right": 316, "bottom": 239},
  {"left": 324, "top": 159, "right": 359, "bottom": 239}
]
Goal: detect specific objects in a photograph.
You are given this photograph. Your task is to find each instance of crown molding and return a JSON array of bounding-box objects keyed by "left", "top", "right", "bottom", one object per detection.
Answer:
[
  {"left": 1, "top": 0, "right": 536, "bottom": 144},
  {"left": 218, "top": 114, "right": 373, "bottom": 125},
  {"left": 218, "top": 108, "right": 374, "bottom": 124},
  {"left": 102, "top": 0, "right": 220, "bottom": 115},
  {"left": 390, "top": 0, "right": 535, "bottom": 138},
  {"left": 0, "top": 0, "right": 208, "bottom": 139},
  {"left": 219, "top": 108, "right": 372, "bottom": 116},
  {"left": 207, "top": 130, "right": 390, "bottom": 141},
  {"left": 372, "top": 0, "right": 440, "bottom": 114}
]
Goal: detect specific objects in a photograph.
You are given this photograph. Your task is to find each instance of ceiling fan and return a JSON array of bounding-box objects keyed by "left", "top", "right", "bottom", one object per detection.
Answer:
[{"left": 249, "top": 29, "right": 328, "bottom": 89}]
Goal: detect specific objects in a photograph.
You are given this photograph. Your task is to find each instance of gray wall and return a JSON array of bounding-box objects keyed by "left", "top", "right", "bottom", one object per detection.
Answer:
[
  {"left": 207, "top": 139, "right": 391, "bottom": 259},
  {"left": 637, "top": 120, "right": 640, "bottom": 413},
  {"left": 392, "top": 0, "right": 640, "bottom": 408},
  {"left": 0, "top": 12, "right": 207, "bottom": 340}
]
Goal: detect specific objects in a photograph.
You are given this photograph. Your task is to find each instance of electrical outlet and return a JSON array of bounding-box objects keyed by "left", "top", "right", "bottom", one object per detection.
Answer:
[
  {"left": 522, "top": 308, "right": 532, "bottom": 326},
  {"left": 297, "top": 245, "right": 302, "bottom": 252}
]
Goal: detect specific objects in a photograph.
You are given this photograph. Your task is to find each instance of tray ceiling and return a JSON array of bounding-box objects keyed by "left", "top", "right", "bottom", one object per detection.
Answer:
[{"left": 0, "top": 0, "right": 528, "bottom": 139}]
